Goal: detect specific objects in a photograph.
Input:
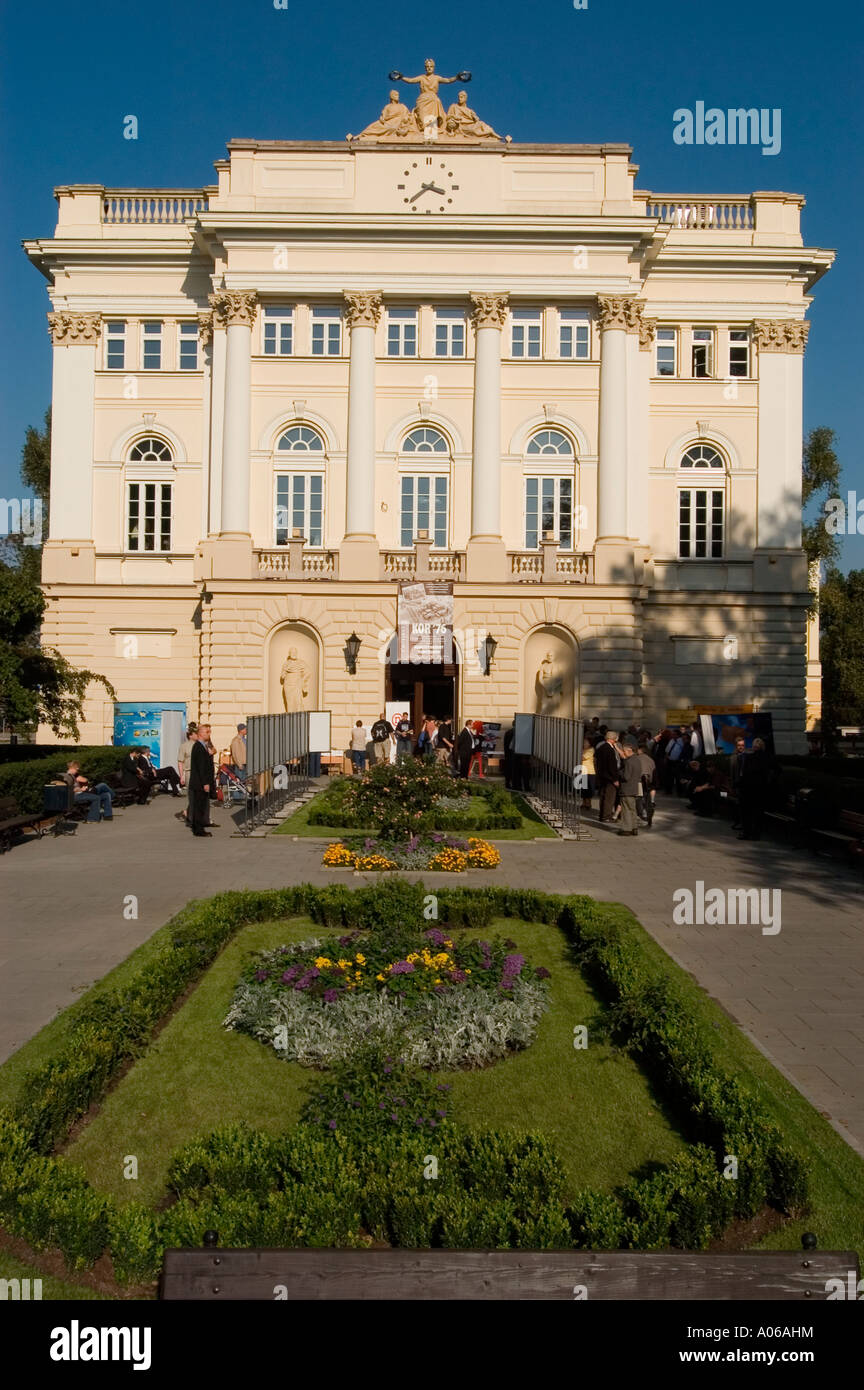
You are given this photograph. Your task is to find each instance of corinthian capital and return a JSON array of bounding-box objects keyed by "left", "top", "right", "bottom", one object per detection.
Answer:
[
  {"left": 751, "top": 319, "right": 810, "bottom": 354},
  {"left": 208, "top": 290, "right": 259, "bottom": 329},
  {"left": 470, "top": 293, "right": 510, "bottom": 330},
  {"left": 47, "top": 311, "right": 102, "bottom": 345},
  {"left": 343, "top": 291, "right": 382, "bottom": 329},
  {"left": 596, "top": 295, "right": 645, "bottom": 334}
]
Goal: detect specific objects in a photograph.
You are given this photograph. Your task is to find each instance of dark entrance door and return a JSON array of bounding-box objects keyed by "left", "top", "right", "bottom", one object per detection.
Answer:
[{"left": 386, "top": 662, "right": 458, "bottom": 734}]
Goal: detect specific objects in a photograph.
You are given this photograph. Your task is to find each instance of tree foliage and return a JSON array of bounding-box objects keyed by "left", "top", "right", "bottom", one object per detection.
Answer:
[
  {"left": 820, "top": 567, "right": 864, "bottom": 729},
  {"left": 0, "top": 409, "right": 113, "bottom": 738},
  {"left": 801, "top": 426, "right": 841, "bottom": 566}
]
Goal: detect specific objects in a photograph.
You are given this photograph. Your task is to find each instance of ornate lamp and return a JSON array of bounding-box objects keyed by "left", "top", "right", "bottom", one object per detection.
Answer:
[
  {"left": 480, "top": 634, "right": 497, "bottom": 675},
  {"left": 344, "top": 632, "right": 362, "bottom": 674}
]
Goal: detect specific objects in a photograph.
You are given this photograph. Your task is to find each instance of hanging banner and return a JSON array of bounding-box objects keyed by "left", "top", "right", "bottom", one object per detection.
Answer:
[{"left": 397, "top": 581, "right": 453, "bottom": 664}]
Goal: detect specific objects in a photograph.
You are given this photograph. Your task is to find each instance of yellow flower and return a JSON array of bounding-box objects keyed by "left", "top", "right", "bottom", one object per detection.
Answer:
[
  {"left": 355, "top": 953, "right": 366, "bottom": 965},
  {"left": 314, "top": 956, "right": 332, "bottom": 969}
]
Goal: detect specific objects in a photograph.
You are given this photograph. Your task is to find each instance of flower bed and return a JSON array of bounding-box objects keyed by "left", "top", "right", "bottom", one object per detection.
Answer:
[
  {"left": 223, "top": 924, "right": 550, "bottom": 1067},
  {"left": 323, "top": 834, "right": 501, "bottom": 871},
  {"left": 306, "top": 761, "right": 523, "bottom": 833}
]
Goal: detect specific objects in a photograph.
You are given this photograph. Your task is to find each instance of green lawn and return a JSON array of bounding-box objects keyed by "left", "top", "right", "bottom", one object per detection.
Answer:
[
  {"left": 274, "top": 787, "right": 556, "bottom": 839},
  {"left": 63, "top": 917, "right": 686, "bottom": 1205},
  {"left": 0, "top": 1250, "right": 107, "bottom": 1301}
]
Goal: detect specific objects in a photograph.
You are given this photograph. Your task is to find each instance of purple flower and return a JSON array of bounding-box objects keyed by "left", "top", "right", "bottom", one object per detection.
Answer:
[
  {"left": 338, "top": 934, "right": 353, "bottom": 947},
  {"left": 450, "top": 968, "right": 467, "bottom": 984},
  {"left": 383, "top": 1065, "right": 392, "bottom": 1074},
  {"left": 281, "top": 967, "right": 298, "bottom": 984},
  {"left": 414, "top": 1118, "right": 423, "bottom": 1126},
  {"left": 535, "top": 966, "right": 551, "bottom": 980},
  {"left": 390, "top": 1113, "right": 398, "bottom": 1121},
  {"left": 429, "top": 1119, "right": 437, "bottom": 1128},
  {"left": 503, "top": 953, "right": 525, "bottom": 977},
  {"left": 379, "top": 1101, "right": 387, "bottom": 1109},
  {"left": 343, "top": 1091, "right": 352, "bottom": 1102},
  {"left": 425, "top": 928, "right": 446, "bottom": 947},
  {"left": 435, "top": 1109, "right": 446, "bottom": 1117},
  {"left": 254, "top": 970, "right": 269, "bottom": 982},
  {"left": 323, "top": 988, "right": 339, "bottom": 1003},
  {"left": 328, "top": 1120, "right": 337, "bottom": 1130},
  {"left": 389, "top": 960, "right": 414, "bottom": 975}
]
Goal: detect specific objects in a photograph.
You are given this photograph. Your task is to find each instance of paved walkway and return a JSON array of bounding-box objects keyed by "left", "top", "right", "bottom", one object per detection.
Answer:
[{"left": 2, "top": 788, "right": 862, "bottom": 1154}]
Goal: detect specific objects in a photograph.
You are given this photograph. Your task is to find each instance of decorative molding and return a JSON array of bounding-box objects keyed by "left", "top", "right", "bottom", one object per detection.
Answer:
[
  {"left": 542, "top": 402, "right": 558, "bottom": 422},
  {"left": 696, "top": 419, "right": 710, "bottom": 437},
  {"left": 292, "top": 399, "right": 307, "bottom": 420},
  {"left": 47, "top": 311, "right": 102, "bottom": 346},
  {"left": 596, "top": 294, "right": 645, "bottom": 334},
  {"left": 751, "top": 319, "right": 810, "bottom": 354},
  {"left": 469, "top": 292, "right": 510, "bottom": 331},
  {"left": 208, "top": 290, "right": 259, "bottom": 329},
  {"left": 343, "top": 291, "right": 382, "bottom": 329},
  {"left": 197, "top": 311, "right": 214, "bottom": 345},
  {"left": 638, "top": 317, "right": 657, "bottom": 350}
]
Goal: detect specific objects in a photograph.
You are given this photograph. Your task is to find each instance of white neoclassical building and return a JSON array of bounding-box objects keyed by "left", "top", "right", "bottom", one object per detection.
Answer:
[{"left": 24, "top": 74, "right": 834, "bottom": 754}]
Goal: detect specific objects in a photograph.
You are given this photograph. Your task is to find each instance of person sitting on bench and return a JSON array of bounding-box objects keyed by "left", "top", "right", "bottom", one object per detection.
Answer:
[
  {"left": 686, "top": 758, "right": 718, "bottom": 817},
  {"left": 120, "top": 747, "right": 152, "bottom": 804},
  {"left": 139, "top": 746, "right": 181, "bottom": 796},
  {"left": 63, "top": 762, "right": 114, "bottom": 822}
]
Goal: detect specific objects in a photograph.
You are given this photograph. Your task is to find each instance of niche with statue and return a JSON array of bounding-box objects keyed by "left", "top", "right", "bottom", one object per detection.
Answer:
[
  {"left": 267, "top": 624, "right": 321, "bottom": 713},
  {"left": 523, "top": 627, "right": 577, "bottom": 718}
]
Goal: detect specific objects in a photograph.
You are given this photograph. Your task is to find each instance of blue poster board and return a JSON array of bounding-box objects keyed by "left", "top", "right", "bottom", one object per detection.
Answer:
[{"left": 113, "top": 703, "right": 186, "bottom": 769}]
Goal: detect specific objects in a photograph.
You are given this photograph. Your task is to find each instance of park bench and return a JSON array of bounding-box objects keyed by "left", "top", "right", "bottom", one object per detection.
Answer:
[
  {"left": 810, "top": 808, "right": 864, "bottom": 864},
  {"left": 0, "top": 795, "right": 45, "bottom": 853},
  {"left": 103, "top": 770, "right": 138, "bottom": 807},
  {"left": 160, "top": 1247, "right": 858, "bottom": 1301}
]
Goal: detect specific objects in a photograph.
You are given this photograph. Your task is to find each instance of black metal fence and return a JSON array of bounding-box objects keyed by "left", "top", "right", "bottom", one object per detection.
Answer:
[
  {"left": 241, "top": 712, "right": 314, "bottom": 834},
  {"left": 517, "top": 714, "right": 585, "bottom": 836}
]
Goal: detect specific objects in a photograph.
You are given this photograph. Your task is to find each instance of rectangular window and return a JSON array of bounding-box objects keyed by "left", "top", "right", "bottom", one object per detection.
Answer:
[
  {"left": 127, "top": 482, "right": 172, "bottom": 552},
  {"left": 434, "top": 308, "right": 465, "bottom": 357},
  {"left": 142, "top": 321, "right": 162, "bottom": 370},
  {"left": 656, "top": 328, "right": 677, "bottom": 376},
  {"left": 559, "top": 309, "right": 590, "bottom": 359},
  {"left": 178, "top": 323, "right": 199, "bottom": 370},
  {"left": 105, "top": 321, "right": 126, "bottom": 370},
  {"left": 386, "top": 308, "right": 418, "bottom": 357},
  {"left": 524, "top": 476, "right": 574, "bottom": 549},
  {"left": 311, "top": 307, "right": 342, "bottom": 356},
  {"left": 275, "top": 474, "right": 324, "bottom": 547},
  {"left": 729, "top": 329, "right": 749, "bottom": 377},
  {"left": 511, "top": 309, "right": 542, "bottom": 358},
  {"left": 263, "top": 307, "right": 294, "bottom": 356},
  {"left": 400, "top": 475, "right": 449, "bottom": 548},
  {"left": 679, "top": 488, "right": 724, "bottom": 559},
  {"left": 691, "top": 328, "right": 714, "bottom": 378}
]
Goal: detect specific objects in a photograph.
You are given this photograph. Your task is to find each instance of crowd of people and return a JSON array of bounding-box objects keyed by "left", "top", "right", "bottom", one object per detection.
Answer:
[
  {"left": 577, "top": 720, "right": 781, "bottom": 841},
  {"left": 352, "top": 714, "right": 495, "bottom": 780}
]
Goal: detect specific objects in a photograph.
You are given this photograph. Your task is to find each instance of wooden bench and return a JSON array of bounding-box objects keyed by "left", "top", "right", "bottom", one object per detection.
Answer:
[
  {"left": 160, "top": 1248, "right": 858, "bottom": 1301},
  {"left": 0, "top": 795, "right": 45, "bottom": 853},
  {"left": 811, "top": 808, "right": 864, "bottom": 863}
]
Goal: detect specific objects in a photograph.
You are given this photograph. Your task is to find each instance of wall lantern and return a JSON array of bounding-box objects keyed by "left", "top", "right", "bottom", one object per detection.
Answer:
[
  {"left": 479, "top": 634, "right": 498, "bottom": 675},
  {"left": 344, "top": 631, "right": 362, "bottom": 674}
]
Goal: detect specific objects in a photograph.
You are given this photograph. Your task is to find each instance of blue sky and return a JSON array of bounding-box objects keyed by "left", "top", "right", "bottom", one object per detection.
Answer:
[{"left": 1, "top": 0, "right": 861, "bottom": 567}]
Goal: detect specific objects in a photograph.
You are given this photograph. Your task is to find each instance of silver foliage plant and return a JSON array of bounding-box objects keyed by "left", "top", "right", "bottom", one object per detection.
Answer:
[{"left": 224, "top": 978, "right": 549, "bottom": 1069}]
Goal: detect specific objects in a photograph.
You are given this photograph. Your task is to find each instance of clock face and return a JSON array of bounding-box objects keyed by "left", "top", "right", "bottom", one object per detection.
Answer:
[{"left": 397, "top": 158, "right": 460, "bottom": 213}]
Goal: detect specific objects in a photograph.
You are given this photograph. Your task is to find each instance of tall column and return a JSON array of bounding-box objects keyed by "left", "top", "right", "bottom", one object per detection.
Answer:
[
  {"left": 467, "top": 292, "right": 508, "bottom": 581},
  {"left": 340, "top": 291, "right": 382, "bottom": 580},
  {"left": 595, "top": 294, "right": 644, "bottom": 583},
  {"left": 198, "top": 291, "right": 257, "bottom": 579},
  {"left": 753, "top": 319, "right": 809, "bottom": 562},
  {"left": 42, "top": 312, "right": 101, "bottom": 581}
]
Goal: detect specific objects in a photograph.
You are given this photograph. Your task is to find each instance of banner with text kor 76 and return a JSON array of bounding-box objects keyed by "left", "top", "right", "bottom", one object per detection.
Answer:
[{"left": 397, "top": 581, "right": 454, "bottom": 664}]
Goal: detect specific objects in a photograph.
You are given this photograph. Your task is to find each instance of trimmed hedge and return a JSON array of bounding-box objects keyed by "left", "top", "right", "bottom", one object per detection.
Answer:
[
  {"left": 0, "top": 880, "right": 811, "bottom": 1281},
  {"left": 0, "top": 747, "right": 135, "bottom": 814}
]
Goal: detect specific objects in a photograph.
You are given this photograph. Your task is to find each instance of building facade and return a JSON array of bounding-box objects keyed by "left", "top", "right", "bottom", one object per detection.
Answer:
[{"left": 25, "top": 83, "right": 834, "bottom": 754}]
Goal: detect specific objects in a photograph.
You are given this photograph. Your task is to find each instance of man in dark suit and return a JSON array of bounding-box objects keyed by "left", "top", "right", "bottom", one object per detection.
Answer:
[
  {"left": 120, "top": 748, "right": 150, "bottom": 804},
  {"left": 188, "top": 724, "right": 215, "bottom": 837},
  {"left": 456, "top": 720, "right": 476, "bottom": 779},
  {"left": 594, "top": 730, "right": 622, "bottom": 824}
]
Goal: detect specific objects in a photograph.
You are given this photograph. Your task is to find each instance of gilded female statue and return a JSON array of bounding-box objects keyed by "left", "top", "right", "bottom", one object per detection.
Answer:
[{"left": 389, "top": 59, "right": 472, "bottom": 135}]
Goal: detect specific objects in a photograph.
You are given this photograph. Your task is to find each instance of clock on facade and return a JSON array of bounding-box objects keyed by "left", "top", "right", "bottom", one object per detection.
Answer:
[{"left": 397, "top": 158, "right": 460, "bottom": 213}]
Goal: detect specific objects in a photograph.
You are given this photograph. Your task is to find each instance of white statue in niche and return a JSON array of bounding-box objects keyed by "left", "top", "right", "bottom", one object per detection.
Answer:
[
  {"left": 536, "top": 650, "right": 565, "bottom": 715},
  {"left": 280, "top": 647, "right": 312, "bottom": 712}
]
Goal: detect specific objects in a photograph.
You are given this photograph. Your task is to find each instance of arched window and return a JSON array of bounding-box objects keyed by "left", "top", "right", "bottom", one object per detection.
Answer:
[
  {"left": 401, "top": 427, "right": 449, "bottom": 454},
  {"left": 277, "top": 425, "right": 325, "bottom": 452},
  {"left": 129, "top": 436, "right": 172, "bottom": 463},
  {"left": 126, "top": 438, "right": 173, "bottom": 552},
  {"left": 526, "top": 429, "right": 574, "bottom": 457},
  {"left": 274, "top": 426, "right": 326, "bottom": 546},
  {"left": 523, "top": 429, "right": 576, "bottom": 549},
  {"left": 680, "top": 444, "right": 724, "bottom": 469},
  {"left": 399, "top": 429, "right": 450, "bottom": 546}
]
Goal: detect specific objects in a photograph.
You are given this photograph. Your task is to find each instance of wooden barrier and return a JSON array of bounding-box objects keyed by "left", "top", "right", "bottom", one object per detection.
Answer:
[{"left": 160, "top": 1249, "right": 859, "bottom": 1301}]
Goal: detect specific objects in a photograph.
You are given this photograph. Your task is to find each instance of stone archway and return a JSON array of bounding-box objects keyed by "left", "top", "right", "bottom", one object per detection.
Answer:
[
  {"left": 267, "top": 622, "right": 321, "bottom": 713},
  {"left": 523, "top": 625, "right": 579, "bottom": 718}
]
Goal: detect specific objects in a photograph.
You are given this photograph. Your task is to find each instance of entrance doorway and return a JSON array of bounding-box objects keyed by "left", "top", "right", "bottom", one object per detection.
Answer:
[{"left": 385, "top": 662, "right": 458, "bottom": 734}]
